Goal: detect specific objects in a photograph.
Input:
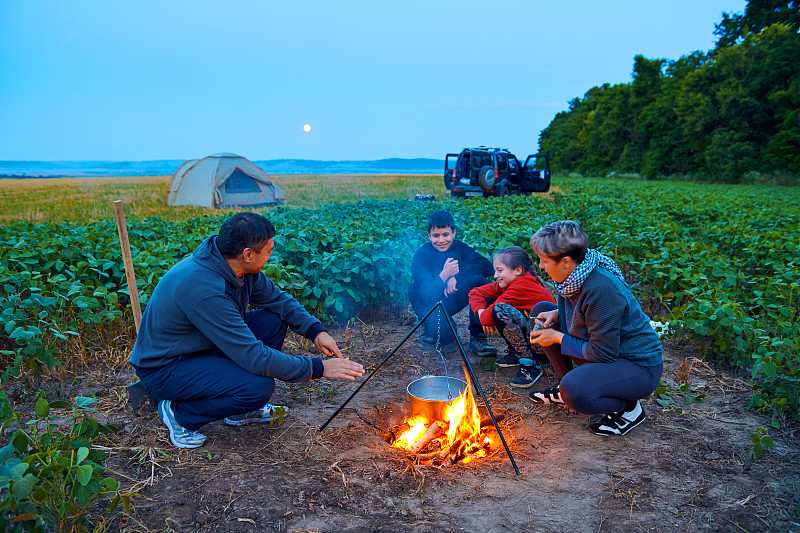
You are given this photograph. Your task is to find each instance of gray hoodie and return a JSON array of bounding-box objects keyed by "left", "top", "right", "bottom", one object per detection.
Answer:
[
  {"left": 129, "top": 236, "right": 324, "bottom": 382},
  {"left": 559, "top": 265, "right": 663, "bottom": 366}
]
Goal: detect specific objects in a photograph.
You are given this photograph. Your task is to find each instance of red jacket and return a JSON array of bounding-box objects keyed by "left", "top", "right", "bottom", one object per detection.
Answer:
[{"left": 468, "top": 272, "right": 555, "bottom": 327}]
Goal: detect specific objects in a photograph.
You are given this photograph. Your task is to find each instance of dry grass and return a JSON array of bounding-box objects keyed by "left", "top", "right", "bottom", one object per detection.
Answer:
[{"left": 0, "top": 173, "right": 447, "bottom": 225}]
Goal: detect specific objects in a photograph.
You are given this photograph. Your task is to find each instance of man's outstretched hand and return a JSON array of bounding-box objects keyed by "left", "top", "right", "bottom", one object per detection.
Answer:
[
  {"left": 322, "top": 358, "right": 364, "bottom": 380},
  {"left": 314, "top": 331, "right": 343, "bottom": 358},
  {"left": 315, "top": 331, "right": 364, "bottom": 380}
]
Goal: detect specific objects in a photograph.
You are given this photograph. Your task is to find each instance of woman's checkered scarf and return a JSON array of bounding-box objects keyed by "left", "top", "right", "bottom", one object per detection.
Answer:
[{"left": 554, "top": 249, "right": 627, "bottom": 297}]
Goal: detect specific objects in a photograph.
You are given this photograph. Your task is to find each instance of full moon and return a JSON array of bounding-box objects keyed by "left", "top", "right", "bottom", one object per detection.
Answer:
[{"left": 303, "top": 123, "right": 311, "bottom": 133}]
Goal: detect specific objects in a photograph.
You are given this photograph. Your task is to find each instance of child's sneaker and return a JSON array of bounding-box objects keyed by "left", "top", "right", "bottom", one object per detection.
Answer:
[
  {"left": 510, "top": 358, "right": 542, "bottom": 388},
  {"left": 224, "top": 403, "right": 289, "bottom": 426},
  {"left": 468, "top": 336, "right": 497, "bottom": 357},
  {"left": 158, "top": 400, "right": 207, "bottom": 449},
  {"left": 529, "top": 385, "right": 564, "bottom": 404},
  {"left": 495, "top": 350, "right": 520, "bottom": 367},
  {"left": 588, "top": 401, "right": 646, "bottom": 436}
]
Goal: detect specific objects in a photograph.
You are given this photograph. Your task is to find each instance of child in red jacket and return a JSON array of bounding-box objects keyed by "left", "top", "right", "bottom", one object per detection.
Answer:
[{"left": 469, "top": 246, "right": 555, "bottom": 388}]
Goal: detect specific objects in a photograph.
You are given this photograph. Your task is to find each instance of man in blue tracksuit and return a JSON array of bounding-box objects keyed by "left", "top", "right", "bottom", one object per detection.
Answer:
[{"left": 129, "top": 212, "right": 364, "bottom": 449}]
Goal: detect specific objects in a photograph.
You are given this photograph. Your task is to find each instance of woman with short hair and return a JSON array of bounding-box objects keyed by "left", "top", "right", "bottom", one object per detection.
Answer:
[{"left": 528, "top": 220, "right": 663, "bottom": 436}]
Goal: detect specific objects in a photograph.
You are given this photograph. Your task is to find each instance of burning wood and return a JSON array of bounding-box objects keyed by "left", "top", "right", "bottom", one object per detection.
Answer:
[
  {"left": 407, "top": 421, "right": 446, "bottom": 454},
  {"left": 385, "top": 386, "right": 505, "bottom": 467},
  {"left": 481, "top": 413, "right": 505, "bottom": 428}
]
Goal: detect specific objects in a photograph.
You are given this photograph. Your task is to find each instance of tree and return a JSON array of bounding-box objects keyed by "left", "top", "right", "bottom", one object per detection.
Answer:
[
  {"left": 538, "top": 1, "right": 800, "bottom": 183},
  {"left": 714, "top": 0, "right": 800, "bottom": 48}
]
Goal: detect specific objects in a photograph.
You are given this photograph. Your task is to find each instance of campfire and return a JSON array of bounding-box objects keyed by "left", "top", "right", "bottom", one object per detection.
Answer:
[
  {"left": 385, "top": 376, "right": 503, "bottom": 467},
  {"left": 319, "top": 303, "right": 520, "bottom": 474}
]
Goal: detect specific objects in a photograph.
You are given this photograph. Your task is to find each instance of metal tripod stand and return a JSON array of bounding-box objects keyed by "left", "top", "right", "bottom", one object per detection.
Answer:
[{"left": 319, "top": 301, "right": 520, "bottom": 475}]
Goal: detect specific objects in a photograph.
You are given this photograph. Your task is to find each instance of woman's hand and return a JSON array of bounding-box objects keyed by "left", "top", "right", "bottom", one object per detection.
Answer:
[
  {"left": 534, "top": 309, "right": 558, "bottom": 329},
  {"left": 314, "top": 331, "right": 343, "bottom": 358},
  {"left": 483, "top": 324, "right": 498, "bottom": 336},
  {"left": 530, "top": 328, "right": 563, "bottom": 347},
  {"left": 444, "top": 276, "right": 458, "bottom": 297},
  {"left": 322, "top": 358, "right": 365, "bottom": 380}
]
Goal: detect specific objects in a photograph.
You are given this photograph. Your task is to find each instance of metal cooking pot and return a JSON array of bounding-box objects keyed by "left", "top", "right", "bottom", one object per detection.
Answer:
[{"left": 407, "top": 376, "right": 468, "bottom": 423}]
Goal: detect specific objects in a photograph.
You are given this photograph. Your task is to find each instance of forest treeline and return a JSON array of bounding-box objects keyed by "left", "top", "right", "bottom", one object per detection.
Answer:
[{"left": 539, "top": 1, "right": 800, "bottom": 183}]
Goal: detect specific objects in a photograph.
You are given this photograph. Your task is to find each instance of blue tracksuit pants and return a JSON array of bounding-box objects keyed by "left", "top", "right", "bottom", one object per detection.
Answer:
[
  {"left": 408, "top": 273, "right": 486, "bottom": 342},
  {"left": 134, "top": 310, "right": 285, "bottom": 430}
]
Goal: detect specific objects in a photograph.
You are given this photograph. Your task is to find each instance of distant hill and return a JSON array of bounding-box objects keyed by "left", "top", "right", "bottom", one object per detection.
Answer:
[{"left": 0, "top": 158, "right": 444, "bottom": 177}]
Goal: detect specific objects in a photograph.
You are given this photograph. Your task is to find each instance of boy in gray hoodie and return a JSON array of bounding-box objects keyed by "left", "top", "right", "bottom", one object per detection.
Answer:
[{"left": 130, "top": 212, "right": 363, "bottom": 449}]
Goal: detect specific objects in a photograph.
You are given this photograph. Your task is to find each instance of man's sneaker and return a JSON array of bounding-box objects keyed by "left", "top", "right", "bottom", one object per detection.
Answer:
[
  {"left": 510, "top": 358, "right": 542, "bottom": 388},
  {"left": 496, "top": 351, "right": 520, "bottom": 367},
  {"left": 588, "top": 401, "right": 646, "bottom": 436},
  {"left": 468, "top": 337, "right": 497, "bottom": 357},
  {"left": 224, "top": 403, "right": 289, "bottom": 426},
  {"left": 157, "top": 400, "right": 207, "bottom": 449},
  {"left": 529, "top": 385, "right": 564, "bottom": 404}
]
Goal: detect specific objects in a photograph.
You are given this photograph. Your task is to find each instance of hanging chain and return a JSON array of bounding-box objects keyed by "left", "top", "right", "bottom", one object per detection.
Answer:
[{"left": 433, "top": 306, "right": 452, "bottom": 401}]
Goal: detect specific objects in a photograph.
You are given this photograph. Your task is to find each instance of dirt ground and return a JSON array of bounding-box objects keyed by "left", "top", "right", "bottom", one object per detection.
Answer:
[{"left": 42, "top": 312, "right": 800, "bottom": 532}]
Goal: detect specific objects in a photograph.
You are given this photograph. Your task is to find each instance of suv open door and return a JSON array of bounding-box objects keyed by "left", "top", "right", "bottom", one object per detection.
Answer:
[
  {"left": 443, "top": 153, "right": 459, "bottom": 190},
  {"left": 521, "top": 153, "right": 551, "bottom": 193}
]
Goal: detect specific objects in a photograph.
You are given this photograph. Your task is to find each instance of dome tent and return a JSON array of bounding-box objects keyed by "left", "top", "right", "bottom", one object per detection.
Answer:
[{"left": 167, "top": 153, "right": 287, "bottom": 208}]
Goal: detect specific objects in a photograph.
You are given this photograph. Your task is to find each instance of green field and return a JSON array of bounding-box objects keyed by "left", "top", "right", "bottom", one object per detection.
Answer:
[
  {"left": 1, "top": 175, "right": 798, "bottom": 420},
  {"left": 1, "top": 174, "right": 798, "bottom": 529}
]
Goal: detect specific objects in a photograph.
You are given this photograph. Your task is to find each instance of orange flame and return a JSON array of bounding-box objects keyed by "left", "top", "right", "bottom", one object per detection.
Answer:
[
  {"left": 392, "top": 416, "right": 429, "bottom": 448},
  {"left": 391, "top": 384, "right": 493, "bottom": 464}
]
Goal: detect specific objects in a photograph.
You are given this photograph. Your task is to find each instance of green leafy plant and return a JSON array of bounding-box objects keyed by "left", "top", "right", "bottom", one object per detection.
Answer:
[
  {"left": 654, "top": 382, "right": 677, "bottom": 408},
  {"left": 0, "top": 393, "right": 129, "bottom": 532},
  {"left": 677, "top": 383, "right": 706, "bottom": 404},
  {"left": 654, "top": 381, "right": 706, "bottom": 411},
  {"left": 748, "top": 427, "right": 775, "bottom": 461}
]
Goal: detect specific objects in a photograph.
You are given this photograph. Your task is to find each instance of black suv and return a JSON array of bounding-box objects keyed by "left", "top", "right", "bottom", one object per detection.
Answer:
[{"left": 444, "top": 147, "right": 551, "bottom": 198}]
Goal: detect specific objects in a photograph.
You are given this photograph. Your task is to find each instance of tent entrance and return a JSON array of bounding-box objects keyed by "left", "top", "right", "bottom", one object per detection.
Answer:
[
  {"left": 224, "top": 168, "right": 263, "bottom": 194},
  {"left": 217, "top": 167, "right": 267, "bottom": 207}
]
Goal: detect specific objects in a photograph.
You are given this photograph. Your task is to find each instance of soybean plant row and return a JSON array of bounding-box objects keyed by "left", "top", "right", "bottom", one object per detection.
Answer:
[{"left": 1, "top": 178, "right": 797, "bottom": 422}]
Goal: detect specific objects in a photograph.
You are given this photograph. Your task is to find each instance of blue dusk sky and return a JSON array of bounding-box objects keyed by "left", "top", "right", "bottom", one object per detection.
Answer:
[{"left": 0, "top": 0, "right": 745, "bottom": 162}]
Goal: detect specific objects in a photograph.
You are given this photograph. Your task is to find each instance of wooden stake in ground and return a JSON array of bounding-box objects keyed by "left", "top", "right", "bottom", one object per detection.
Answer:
[
  {"left": 113, "top": 200, "right": 142, "bottom": 332},
  {"left": 114, "top": 200, "right": 158, "bottom": 413}
]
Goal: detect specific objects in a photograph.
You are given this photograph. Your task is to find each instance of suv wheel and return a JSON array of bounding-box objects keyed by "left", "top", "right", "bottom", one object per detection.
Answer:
[
  {"left": 477, "top": 166, "right": 496, "bottom": 191},
  {"left": 496, "top": 184, "right": 510, "bottom": 197}
]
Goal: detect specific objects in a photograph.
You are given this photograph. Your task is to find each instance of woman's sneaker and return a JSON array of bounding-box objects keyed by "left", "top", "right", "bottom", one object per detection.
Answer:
[
  {"left": 529, "top": 385, "right": 564, "bottom": 404},
  {"left": 224, "top": 403, "right": 289, "bottom": 426},
  {"left": 158, "top": 400, "right": 207, "bottom": 449},
  {"left": 510, "top": 358, "right": 542, "bottom": 388},
  {"left": 588, "top": 401, "right": 646, "bottom": 436}
]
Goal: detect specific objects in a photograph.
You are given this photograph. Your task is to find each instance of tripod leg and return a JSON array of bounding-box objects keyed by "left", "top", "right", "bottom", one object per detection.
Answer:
[
  {"left": 318, "top": 302, "right": 444, "bottom": 432},
  {"left": 441, "top": 309, "right": 521, "bottom": 475}
]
